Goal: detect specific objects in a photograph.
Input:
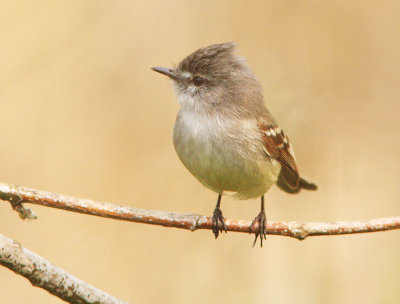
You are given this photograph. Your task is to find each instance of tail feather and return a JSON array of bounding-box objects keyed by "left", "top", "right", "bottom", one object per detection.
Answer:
[
  {"left": 276, "top": 174, "right": 318, "bottom": 194},
  {"left": 299, "top": 176, "right": 318, "bottom": 191}
]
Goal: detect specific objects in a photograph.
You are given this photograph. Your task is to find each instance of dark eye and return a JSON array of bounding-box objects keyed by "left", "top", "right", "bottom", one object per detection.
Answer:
[{"left": 192, "top": 75, "right": 205, "bottom": 86}]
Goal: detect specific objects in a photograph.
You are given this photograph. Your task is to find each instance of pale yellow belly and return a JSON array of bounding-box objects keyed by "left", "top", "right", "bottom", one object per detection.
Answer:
[{"left": 174, "top": 138, "right": 281, "bottom": 199}]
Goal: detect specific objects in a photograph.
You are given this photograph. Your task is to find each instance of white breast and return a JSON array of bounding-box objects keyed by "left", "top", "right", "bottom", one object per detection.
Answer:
[{"left": 172, "top": 109, "right": 281, "bottom": 199}]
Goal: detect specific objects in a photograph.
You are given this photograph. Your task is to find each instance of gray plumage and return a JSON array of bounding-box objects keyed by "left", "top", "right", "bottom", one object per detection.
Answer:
[{"left": 152, "top": 42, "right": 317, "bottom": 244}]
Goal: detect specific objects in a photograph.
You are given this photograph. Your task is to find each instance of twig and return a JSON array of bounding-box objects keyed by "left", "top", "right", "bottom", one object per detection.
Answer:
[
  {"left": 0, "top": 181, "right": 399, "bottom": 240},
  {"left": 0, "top": 233, "right": 128, "bottom": 304}
]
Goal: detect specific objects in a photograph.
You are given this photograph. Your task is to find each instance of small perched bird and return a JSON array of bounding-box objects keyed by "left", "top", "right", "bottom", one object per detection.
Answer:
[{"left": 152, "top": 43, "right": 317, "bottom": 246}]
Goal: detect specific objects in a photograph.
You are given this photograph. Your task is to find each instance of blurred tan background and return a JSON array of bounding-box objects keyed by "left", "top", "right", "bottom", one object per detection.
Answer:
[{"left": 1, "top": 1, "right": 400, "bottom": 303}]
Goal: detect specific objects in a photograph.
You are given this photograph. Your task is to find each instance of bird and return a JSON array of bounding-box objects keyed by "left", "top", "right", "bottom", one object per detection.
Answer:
[{"left": 151, "top": 42, "right": 317, "bottom": 246}]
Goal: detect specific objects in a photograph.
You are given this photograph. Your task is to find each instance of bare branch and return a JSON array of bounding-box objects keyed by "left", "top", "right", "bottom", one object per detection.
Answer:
[
  {"left": 0, "top": 233, "right": 128, "bottom": 304},
  {"left": 0, "top": 181, "right": 399, "bottom": 240}
]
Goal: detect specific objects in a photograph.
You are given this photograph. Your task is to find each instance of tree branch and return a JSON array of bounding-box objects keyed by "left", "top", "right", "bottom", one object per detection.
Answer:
[
  {"left": 1, "top": 181, "right": 399, "bottom": 240},
  {"left": 0, "top": 233, "right": 128, "bottom": 304}
]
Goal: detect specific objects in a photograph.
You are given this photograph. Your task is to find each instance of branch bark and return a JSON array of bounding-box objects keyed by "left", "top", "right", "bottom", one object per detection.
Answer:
[
  {"left": 1, "top": 181, "right": 399, "bottom": 240},
  {"left": 0, "top": 233, "right": 128, "bottom": 304}
]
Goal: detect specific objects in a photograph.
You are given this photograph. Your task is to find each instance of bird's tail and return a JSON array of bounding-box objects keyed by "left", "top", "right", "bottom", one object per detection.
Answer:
[
  {"left": 298, "top": 176, "right": 318, "bottom": 191},
  {"left": 276, "top": 174, "right": 318, "bottom": 194}
]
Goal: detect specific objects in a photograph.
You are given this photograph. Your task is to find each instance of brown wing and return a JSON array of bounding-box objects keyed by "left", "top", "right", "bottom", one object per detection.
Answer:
[{"left": 258, "top": 124, "right": 300, "bottom": 190}]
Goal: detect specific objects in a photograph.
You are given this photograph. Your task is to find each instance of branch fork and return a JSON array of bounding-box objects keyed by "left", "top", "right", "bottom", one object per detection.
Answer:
[
  {"left": 1, "top": 181, "right": 400, "bottom": 304},
  {"left": 0, "top": 182, "right": 399, "bottom": 241}
]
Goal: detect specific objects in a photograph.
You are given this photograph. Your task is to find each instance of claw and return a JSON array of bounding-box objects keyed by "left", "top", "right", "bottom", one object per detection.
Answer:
[
  {"left": 212, "top": 207, "right": 227, "bottom": 238},
  {"left": 250, "top": 210, "right": 267, "bottom": 247}
]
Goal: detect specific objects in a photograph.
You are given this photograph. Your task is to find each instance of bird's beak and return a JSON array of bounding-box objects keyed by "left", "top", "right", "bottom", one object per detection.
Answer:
[{"left": 151, "top": 66, "right": 179, "bottom": 80}]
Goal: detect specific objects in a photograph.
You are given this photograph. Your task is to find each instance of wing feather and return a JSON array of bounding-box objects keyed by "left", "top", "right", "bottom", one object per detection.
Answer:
[{"left": 258, "top": 124, "right": 300, "bottom": 190}]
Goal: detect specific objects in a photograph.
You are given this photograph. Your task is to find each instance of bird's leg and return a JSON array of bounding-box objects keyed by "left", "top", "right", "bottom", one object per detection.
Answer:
[
  {"left": 212, "top": 194, "right": 227, "bottom": 238},
  {"left": 250, "top": 195, "right": 267, "bottom": 247}
]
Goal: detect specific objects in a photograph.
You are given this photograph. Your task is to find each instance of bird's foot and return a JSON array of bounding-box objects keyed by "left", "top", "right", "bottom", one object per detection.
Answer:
[
  {"left": 212, "top": 207, "right": 227, "bottom": 238},
  {"left": 250, "top": 210, "right": 267, "bottom": 247}
]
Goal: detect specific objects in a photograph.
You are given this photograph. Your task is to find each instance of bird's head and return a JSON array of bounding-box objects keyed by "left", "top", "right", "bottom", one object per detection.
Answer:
[{"left": 152, "top": 42, "right": 263, "bottom": 114}]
